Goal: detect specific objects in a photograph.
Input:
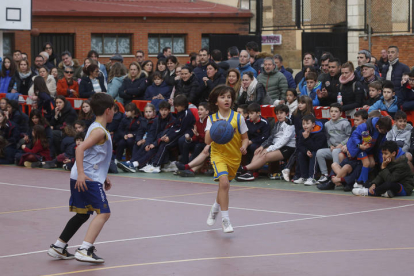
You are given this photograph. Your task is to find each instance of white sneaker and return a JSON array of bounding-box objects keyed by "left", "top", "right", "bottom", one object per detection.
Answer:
[
  {"left": 161, "top": 162, "right": 178, "bottom": 172},
  {"left": 293, "top": 177, "right": 306, "bottom": 184},
  {"left": 145, "top": 165, "right": 161, "bottom": 173},
  {"left": 206, "top": 205, "right": 219, "bottom": 226},
  {"left": 304, "top": 178, "right": 318, "bottom": 186},
  {"left": 317, "top": 175, "right": 329, "bottom": 183},
  {"left": 139, "top": 164, "right": 152, "bottom": 171},
  {"left": 353, "top": 182, "right": 364, "bottom": 189},
  {"left": 47, "top": 244, "right": 75, "bottom": 260},
  {"left": 75, "top": 246, "right": 104, "bottom": 263},
  {"left": 222, "top": 218, "right": 234, "bottom": 233},
  {"left": 282, "top": 169, "right": 290, "bottom": 182},
  {"left": 352, "top": 187, "right": 369, "bottom": 196}
]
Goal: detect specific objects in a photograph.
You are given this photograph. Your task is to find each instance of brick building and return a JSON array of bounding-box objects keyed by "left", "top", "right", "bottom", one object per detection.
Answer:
[{"left": 3, "top": 0, "right": 251, "bottom": 67}]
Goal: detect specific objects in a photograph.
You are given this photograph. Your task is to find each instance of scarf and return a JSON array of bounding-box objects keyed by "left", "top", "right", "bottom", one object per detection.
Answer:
[
  {"left": 386, "top": 58, "right": 399, "bottom": 81},
  {"left": 246, "top": 78, "right": 258, "bottom": 101},
  {"left": 339, "top": 73, "right": 355, "bottom": 84},
  {"left": 64, "top": 60, "right": 74, "bottom": 69},
  {"left": 19, "top": 71, "right": 32, "bottom": 79}
]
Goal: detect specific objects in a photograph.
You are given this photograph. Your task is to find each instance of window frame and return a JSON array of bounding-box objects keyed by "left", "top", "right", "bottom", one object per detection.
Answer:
[
  {"left": 91, "top": 33, "right": 132, "bottom": 55},
  {"left": 2, "top": 33, "right": 15, "bottom": 57},
  {"left": 147, "top": 34, "right": 186, "bottom": 55}
]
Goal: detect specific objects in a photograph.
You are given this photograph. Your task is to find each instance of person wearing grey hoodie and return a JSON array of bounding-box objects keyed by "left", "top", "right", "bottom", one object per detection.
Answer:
[
  {"left": 386, "top": 110, "right": 413, "bottom": 153},
  {"left": 316, "top": 103, "right": 352, "bottom": 183}
]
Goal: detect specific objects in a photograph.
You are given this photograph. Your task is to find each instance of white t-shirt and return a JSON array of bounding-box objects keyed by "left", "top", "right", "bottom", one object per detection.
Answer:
[{"left": 205, "top": 111, "right": 248, "bottom": 134}]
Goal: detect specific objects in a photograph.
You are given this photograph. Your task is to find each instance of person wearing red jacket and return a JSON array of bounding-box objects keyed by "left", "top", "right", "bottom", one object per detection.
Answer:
[{"left": 18, "top": 124, "right": 52, "bottom": 167}]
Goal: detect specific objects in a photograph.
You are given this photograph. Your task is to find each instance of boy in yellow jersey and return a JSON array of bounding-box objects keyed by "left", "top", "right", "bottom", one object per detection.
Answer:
[{"left": 204, "top": 85, "right": 249, "bottom": 233}]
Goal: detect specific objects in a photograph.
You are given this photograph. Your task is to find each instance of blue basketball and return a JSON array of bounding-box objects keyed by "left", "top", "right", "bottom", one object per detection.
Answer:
[{"left": 210, "top": 120, "right": 234, "bottom": 144}]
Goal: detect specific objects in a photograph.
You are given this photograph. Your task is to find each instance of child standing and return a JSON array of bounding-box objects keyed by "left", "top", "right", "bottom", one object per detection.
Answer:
[
  {"left": 205, "top": 86, "right": 249, "bottom": 233},
  {"left": 315, "top": 103, "right": 352, "bottom": 183},
  {"left": 368, "top": 81, "right": 399, "bottom": 117},
  {"left": 352, "top": 141, "right": 414, "bottom": 197},
  {"left": 47, "top": 93, "right": 115, "bottom": 263}
]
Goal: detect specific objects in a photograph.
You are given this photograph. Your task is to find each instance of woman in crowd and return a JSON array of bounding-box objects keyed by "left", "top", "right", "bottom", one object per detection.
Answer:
[
  {"left": 29, "top": 66, "right": 56, "bottom": 98},
  {"left": 174, "top": 66, "right": 200, "bottom": 105},
  {"left": 238, "top": 71, "right": 272, "bottom": 105},
  {"left": 165, "top": 56, "right": 179, "bottom": 86},
  {"left": 13, "top": 59, "right": 33, "bottom": 96},
  {"left": 226, "top": 69, "right": 242, "bottom": 96},
  {"left": 107, "top": 62, "right": 128, "bottom": 104},
  {"left": 338, "top": 61, "right": 364, "bottom": 111},
  {"left": 79, "top": 64, "right": 107, "bottom": 98},
  {"left": 0, "top": 56, "right": 16, "bottom": 94},
  {"left": 201, "top": 62, "right": 226, "bottom": 102},
  {"left": 56, "top": 66, "right": 79, "bottom": 97},
  {"left": 31, "top": 76, "right": 54, "bottom": 121},
  {"left": 141, "top": 60, "right": 154, "bottom": 84},
  {"left": 118, "top": 61, "right": 148, "bottom": 105},
  {"left": 43, "top": 42, "right": 61, "bottom": 68}
]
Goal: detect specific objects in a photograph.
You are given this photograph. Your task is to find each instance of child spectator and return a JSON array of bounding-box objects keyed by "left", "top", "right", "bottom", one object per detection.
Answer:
[
  {"left": 26, "top": 109, "right": 53, "bottom": 157},
  {"left": 78, "top": 100, "right": 95, "bottom": 130},
  {"left": 294, "top": 114, "right": 327, "bottom": 185},
  {"left": 62, "top": 132, "right": 85, "bottom": 171},
  {"left": 106, "top": 104, "right": 124, "bottom": 138},
  {"left": 73, "top": 120, "right": 86, "bottom": 134},
  {"left": 352, "top": 141, "right": 414, "bottom": 197},
  {"left": 0, "top": 98, "right": 9, "bottom": 112},
  {"left": 144, "top": 71, "right": 173, "bottom": 110},
  {"left": 316, "top": 103, "right": 352, "bottom": 183},
  {"left": 368, "top": 81, "right": 399, "bottom": 117},
  {"left": 18, "top": 125, "right": 52, "bottom": 167},
  {"left": 244, "top": 103, "right": 270, "bottom": 163},
  {"left": 178, "top": 102, "right": 209, "bottom": 165},
  {"left": 114, "top": 102, "right": 142, "bottom": 161},
  {"left": 236, "top": 104, "right": 295, "bottom": 181},
  {"left": 399, "top": 70, "right": 414, "bottom": 111},
  {"left": 31, "top": 76, "right": 54, "bottom": 121},
  {"left": 236, "top": 104, "right": 248, "bottom": 120},
  {"left": 6, "top": 100, "right": 29, "bottom": 134},
  {"left": 286, "top": 88, "right": 298, "bottom": 116},
  {"left": 0, "top": 110, "right": 19, "bottom": 164},
  {"left": 347, "top": 116, "right": 392, "bottom": 185},
  {"left": 132, "top": 103, "right": 156, "bottom": 161},
  {"left": 299, "top": 72, "right": 320, "bottom": 106},
  {"left": 362, "top": 81, "right": 382, "bottom": 110}
]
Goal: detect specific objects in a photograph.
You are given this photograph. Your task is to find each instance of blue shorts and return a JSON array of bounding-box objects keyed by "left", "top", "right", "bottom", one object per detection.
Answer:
[{"left": 69, "top": 179, "right": 110, "bottom": 215}]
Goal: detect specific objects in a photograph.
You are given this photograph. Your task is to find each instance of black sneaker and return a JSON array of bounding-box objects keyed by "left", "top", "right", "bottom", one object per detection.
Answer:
[
  {"left": 317, "top": 180, "right": 335, "bottom": 190},
  {"left": 175, "top": 162, "right": 186, "bottom": 171},
  {"left": 236, "top": 165, "right": 246, "bottom": 176},
  {"left": 43, "top": 161, "right": 57, "bottom": 169},
  {"left": 177, "top": 169, "right": 195, "bottom": 177},
  {"left": 236, "top": 172, "right": 255, "bottom": 182},
  {"left": 75, "top": 246, "right": 104, "bottom": 263},
  {"left": 31, "top": 161, "right": 43, "bottom": 168},
  {"left": 47, "top": 244, "right": 75, "bottom": 260},
  {"left": 343, "top": 185, "right": 353, "bottom": 192}
]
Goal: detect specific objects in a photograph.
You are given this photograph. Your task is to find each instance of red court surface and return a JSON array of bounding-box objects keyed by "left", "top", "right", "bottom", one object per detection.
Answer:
[{"left": 1, "top": 166, "right": 414, "bottom": 275}]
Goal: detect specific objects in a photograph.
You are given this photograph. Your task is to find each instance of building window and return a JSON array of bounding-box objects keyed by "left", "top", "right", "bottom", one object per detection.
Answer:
[
  {"left": 292, "top": 0, "right": 311, "bottom": 22},
  {"left": 3, "top": 33, "right": 14, "bottom": 56},
  {"left": 148, "top": 35, "right": 186, "bottom": 55},
  {"left": 91, "top": 34, "right": 131, "bottom": 55},
  {"left": 201, "top": 35, "right": 209, "bottom": 49}
]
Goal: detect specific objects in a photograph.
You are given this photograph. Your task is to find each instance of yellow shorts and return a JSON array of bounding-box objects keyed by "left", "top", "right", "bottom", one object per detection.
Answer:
[{"left": 211, "top": 159, "right": 239, "bottom": 181}]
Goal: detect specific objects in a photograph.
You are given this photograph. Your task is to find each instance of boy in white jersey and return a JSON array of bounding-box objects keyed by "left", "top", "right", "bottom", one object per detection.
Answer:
[{"left": 47, "top": 93, "right": 115, "bottom": 263}]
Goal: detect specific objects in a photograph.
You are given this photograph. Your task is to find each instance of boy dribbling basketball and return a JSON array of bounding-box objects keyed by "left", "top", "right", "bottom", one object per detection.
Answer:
[{"left": 205, "top": 85, "right": 249, "bottom": 233}]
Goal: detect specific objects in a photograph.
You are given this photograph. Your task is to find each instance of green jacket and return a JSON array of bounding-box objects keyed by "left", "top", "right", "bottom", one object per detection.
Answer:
[
  {"left": 257, "top": 68, "right": 288, "bottom": 102},
  {"left": 372, "top": 156, "right": 414, "bottom": 195}
]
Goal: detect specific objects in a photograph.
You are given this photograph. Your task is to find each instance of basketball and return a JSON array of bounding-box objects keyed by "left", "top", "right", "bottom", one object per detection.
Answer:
[
  {"left": 30, "top": 28, "right": 40, "bottom": 36},
  {"left": 210, "top": 120, "right": 234, "bottom": 144}
]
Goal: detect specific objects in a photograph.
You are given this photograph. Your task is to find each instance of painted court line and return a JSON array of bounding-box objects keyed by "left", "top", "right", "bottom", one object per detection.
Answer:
[
  {"left": 41, "top": 247, "right": 414, "bottom": 275},
  {"left": 1, "top": 203, "right": 414, "bottom": 260},
  {"left": 0, "top": 182, "right": 324, "bottom": 217}
]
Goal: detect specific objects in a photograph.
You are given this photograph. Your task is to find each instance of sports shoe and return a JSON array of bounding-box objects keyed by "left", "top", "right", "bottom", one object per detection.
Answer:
[
  {"left": 206, "top": 205, "right": 219, "bottom": 226},
  {"left": 47, "top": 244, "right": 75, "bottom": 260},
  {"left": 222, "top": 218, "right": 234, "bottom": 233},
  {"left": 175, "top": 162, "right": 186, "bottom": 171},
  {"left": 144, "top": 165, "right": 161, "bottom": 173},
  {"left": 31, "top": 161, "right": 42, "bottom": 168},
  {"left": 75, "top": 246, "right": 104, "bottom": 263},
  {"left": 317, "top": 175, "right": 329, "bottom": 183},
  {"left": 114, "top": 159, "right": 119, "bottom": 165},
  {"left": 293, "top": 177, "right": 306, "bottom": 184},
  {"left": 235, "top": 172, "right": 255, "bottom": 181},
  {"left": 63, "top": 164, "right": 71, "bottom": 171},
  {"left": 43, "top": 161, "right": 57, "bottom": 169},
  {"left": 161, "top": 162, "right": 178, "bottom": 172},
  {"left": 352, "top": 187, "right": 369, "bottom": 196},
  {"left": 177, "top": 169, "right": 195, "bottom": 177},
  {"left": 117, "top": 161, "right": 136, "bottom": 173},
  {"left": 139, "top": 164, "right": 152, "bottom": 171},
  {"left": 317, "top": 180, "right": 335, "bottom": 190},
  {"left": 24, "top": 161, "right": 32, "bottom": 168},
  {"left": 282, "top": 169, "right": 290, "bottom": 182},
  {"left": 382, "top": 190, "right": 394, "bottom": 198},
  {"left": 353, "top": 182, "right": 364, "bottom": 189},
  {"left": 304, "top": 178, "right": 318, "bottom": 186}
]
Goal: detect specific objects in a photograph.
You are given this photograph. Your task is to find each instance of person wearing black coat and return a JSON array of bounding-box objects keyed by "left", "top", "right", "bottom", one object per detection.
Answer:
[
  {"left": 200, "top": 62, "right": 226, "bottom": 102},
  {"left": 79, "top": 64, "right": 107, "bottom": 98},
  {"left": 11, "top": 59, "right": 34, "bottom": 96},
  {"left": 381, "top": 46, "right": 410, "bottom": 96},
  {"left": 0, "top": 114, "right": 19, "bottom": 164},
  {"left": 118, "top": 62, "right": 148, "bottom": 105},
  {"left": 174, "top": 67, "right": 200, "bottom": 106},
  {"left": 338, "top": 62, "right": 364, "bottom": 111}
]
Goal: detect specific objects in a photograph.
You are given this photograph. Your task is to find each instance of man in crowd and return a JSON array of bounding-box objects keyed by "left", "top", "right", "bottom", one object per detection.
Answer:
[
  {"left": 57, "top": 51, "right": 82, "bottom": 80},
  {"left": 360, "top": 62, "right": 381, "bottom": 98},
  {"left": 193, "top": 48, "right": 210, "bottom": 84},
  {"left": 273, "top": 54, "right": 296, "bottom": 89},
  {"left": 295, "top": 52, "right": 319, "bottom": 85},
  {"left": 246, "top": 41, "right": 264, "bottom": 74},
  {"left": 136, "top": 50, "right": 145, "bottom": 67},
  {"left": 87, "top": 50, "right": 108, "bottom": 80},
  {"left": 317, "top": 58, "right": 341, "bottom": 106},
  {"left": 31, "top": 55, "right": 45, "bottom": 76},
  {"left": 237, "top": 50, "right": 257, "bottom": 77},
  {"left": 157, "top": 47, "right": 172, "bottom": 60},
  {"left": 257, "top": 57, "right": 288, "bottom": 103},
  {"left": 381, "top": 46, "right": 409, "bottom": 95},
  {"left": 225, "top": 46, "right": 240, "bottom": 69},
  {"left": 377, "top": 49, "right": 389, "bottom": 72},
  {"left": 13, "top": 50, "right": 22, "bottom": 65},
  {"left": 211, "top": 49, "right": 229, "bottom": 71}
]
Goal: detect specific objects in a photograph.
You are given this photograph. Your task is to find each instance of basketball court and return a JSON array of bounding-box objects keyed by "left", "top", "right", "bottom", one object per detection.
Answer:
[{"left": 1, "top": 166, "right": 414, "bottom": 275}]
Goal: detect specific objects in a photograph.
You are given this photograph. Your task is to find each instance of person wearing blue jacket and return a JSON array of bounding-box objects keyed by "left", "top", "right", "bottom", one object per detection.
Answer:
[
  {"left": 237, "top": 50, "right": 257, "bottom": 78},
  {"left": 347, "top": 116, "right": 392, "bottom": 185},
  {"left": 144, "top": 72, "right": 172, "bottom": 110},
  {"left": 274, "top": 54, "right": 296, "bottom": 89},
  {"left": 368, "top": 81, "right": 399, "bottom": 117},
  {"left": 294, "top": 115, "right": 327, "bottom": 185},
  {"left": 299, "top": 72, "right": 321, "bottom": 106}
]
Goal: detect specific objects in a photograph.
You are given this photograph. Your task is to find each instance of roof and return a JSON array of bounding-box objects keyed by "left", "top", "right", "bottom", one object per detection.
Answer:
[{"left": 33, "top": 0, "right": 252, "bottom": 18}]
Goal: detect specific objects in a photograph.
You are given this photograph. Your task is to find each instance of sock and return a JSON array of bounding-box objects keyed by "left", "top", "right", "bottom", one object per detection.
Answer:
[
  {"left": 221, "top": 210, "right": 229, "bottom": 221},
  {"left": 132, "top": 161, "right": 139, "bottom": 167},
  {"left": 357, "top": 166, "right": 370, "bottom": 183},
  {"left": 340, "top": 177, "right": 346, "bottom": 183},
  {"left": 184, "top": 164, "right": 191, "bottom": 170},
  {"left": 242, "top": 166, "right": 248, "bottom": 172},
  {"left": 54, "top": 240, "right": 66, "bottom": 248},
  {"left": 80, "top": 241, "right": 93, "bottom": 250},
  {"left": 212, "top": 200, "right": 220, "bottom": 212}
]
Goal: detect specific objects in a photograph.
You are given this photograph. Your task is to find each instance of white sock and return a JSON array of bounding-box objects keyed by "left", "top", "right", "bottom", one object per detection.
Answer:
[
  {"left": 212, "top": 200, "right": 220, "bottom": 212},
  {"left": 80, "top": 241, "right": 93, "bottom": 250},
  {"left": 54, "top": 240, "right": 66, "bottom": 248},
  {"left": 133, "top": 161, "right": 139, "bottom": 167},
  {"left": 221, "top": 210, "right": 229, "bottom": 221}
]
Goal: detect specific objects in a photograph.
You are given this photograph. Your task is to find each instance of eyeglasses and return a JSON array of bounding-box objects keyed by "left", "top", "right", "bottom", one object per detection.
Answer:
[{"left": 64, "top": 71, "right": 74, "bottom": 74}]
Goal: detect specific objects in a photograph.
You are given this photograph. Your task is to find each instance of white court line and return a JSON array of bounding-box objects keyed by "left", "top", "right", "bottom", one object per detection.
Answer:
[
  {"left": 0, "top": 182, "right": 323, "bottom": 217},
  {"left": 1, "top": 203, "right": 414, "bottom": 260}
]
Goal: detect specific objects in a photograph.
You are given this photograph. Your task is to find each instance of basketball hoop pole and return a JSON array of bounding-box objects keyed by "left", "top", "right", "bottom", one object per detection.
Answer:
[{"left": 0, "top": 31, "right": 3, "bottom": 58}]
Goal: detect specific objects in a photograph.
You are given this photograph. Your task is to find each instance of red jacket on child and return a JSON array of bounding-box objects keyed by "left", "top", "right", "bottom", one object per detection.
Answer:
[{"left": 24, "top": 140, "right": 52, "bottom": 161}]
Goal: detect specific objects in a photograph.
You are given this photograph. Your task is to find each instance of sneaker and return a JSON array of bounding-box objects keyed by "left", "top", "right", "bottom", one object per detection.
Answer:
[
  {"left": 382, "top": 190, "right": 394, "bottom": 198},
  {"left": 177, "top": 169, "right": 195, "bottom": 177},
  {"left": 175, "top": 162, "right": 186, "bottom": 171},
  {"left": 114, "top": 159, "right": 119, "bottom": 165},
  {"left": 282, "top": 169, "right": 290, "bottom": 182},
  {"left": 269, "top": 173, "right": 282, "bottom": 180},
  {"left": 31, "top": 161, "right": 42, "bottom": 168},
  {"left": 47, "top": 244, "right": 75, "bottom": 260},
  {"left": 236, "top": 165, "right": 246, "bottom": 176},
  {"left": 318, "top": 175, "right": 329, "bottom": 183},
  {"left": 24, "top": 161, "right": 32, "bottom": 168},
  {"left": 75, "top": 246, "right": 104, "bottom": 263},
  {"left": 63, "top": 164, "right": 71, "bottom": 171},
  {"left": 206, "top": 205, "right": 219, "bottom": 226},
  {"left": 293, "top": 177, "right": 306, "bottom": 184},
  {"left": 304, "top": 178, "right": 318, "bottom": 186},
  {"left": 43, "top": 161, "right": 57, "bottom": 169},
  {"left": 352, "top": 187, "right": 369, "bottom": 196},
  {"left": 343, "top": 185, "right": 353, "bottom": 192},
  {"left": 317, "top": 180, "right": 335, "bottom": 190},
  {"left": 235, "top": 172, "right": 255, "bottom": 182},
  {"left": 222, "top": 218, "right": 234, "bottom": 233},
  {"left": 144, "top": 165, "right": 161, "bottom": 173},
  {"left": 161, "top": 162, "right": 178, "bottom": 172},
  {"left": 117, "top": 161, "right": 136, "bottom": 173},
  {"left": 139, "top": 164, "right": 152, "bottom": 172},
  {"left": 353, "top": 182, "right": 364, "bottom": 189}
]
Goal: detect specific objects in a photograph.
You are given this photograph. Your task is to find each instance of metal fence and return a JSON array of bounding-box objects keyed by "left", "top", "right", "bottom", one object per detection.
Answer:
[{"left": 366, "top": 0, "right": 411, "bottom": 33}]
